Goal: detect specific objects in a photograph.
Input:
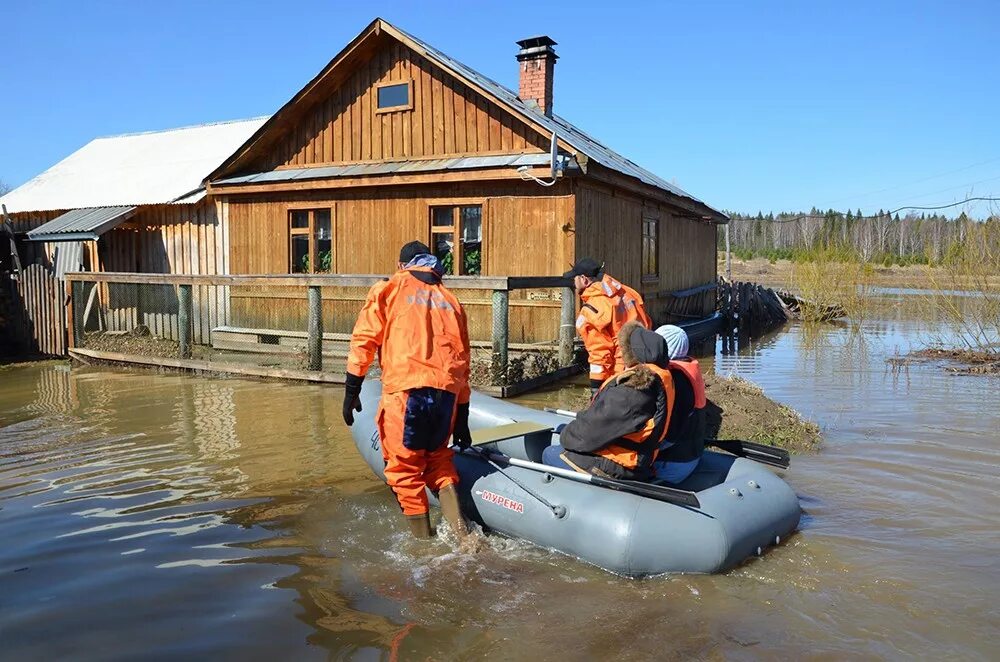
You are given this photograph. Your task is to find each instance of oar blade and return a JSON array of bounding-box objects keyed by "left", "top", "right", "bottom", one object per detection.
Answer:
[
  {"left": 597, "top": 476, "right": 702, "bottom": 508},
  {"left": 709, "top": 439, "right": 791, "bottom": 469}
]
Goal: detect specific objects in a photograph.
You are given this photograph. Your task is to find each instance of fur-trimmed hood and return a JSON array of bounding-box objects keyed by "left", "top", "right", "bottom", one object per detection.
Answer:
[
  {"left": 613, "top": 363, "right": 658, "bottom": 390},
  {"left": 618, "top": 321, "right": 669, "bottom": 369}
]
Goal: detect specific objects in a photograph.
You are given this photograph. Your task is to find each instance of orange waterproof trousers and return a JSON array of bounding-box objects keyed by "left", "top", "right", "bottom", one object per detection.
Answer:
[{"left": 376, "top": 388, "right": 460, "bottom": 516}]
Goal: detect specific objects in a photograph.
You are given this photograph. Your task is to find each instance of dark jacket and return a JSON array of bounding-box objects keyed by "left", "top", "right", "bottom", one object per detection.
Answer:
[
  {"left": 560, "top": 322, "right": 671, "bottom": 480},
  {"left": 657, "top": 364, "right": 707, "bottom": 463}
]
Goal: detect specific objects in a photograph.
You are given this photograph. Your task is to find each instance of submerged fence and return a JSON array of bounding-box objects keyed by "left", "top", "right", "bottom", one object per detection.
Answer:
[{"left": 64, "top": 272, "right": 582, "bottom": 396}]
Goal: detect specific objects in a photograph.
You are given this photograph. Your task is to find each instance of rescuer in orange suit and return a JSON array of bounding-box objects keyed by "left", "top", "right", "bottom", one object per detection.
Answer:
[
  {"left": 342, "top": 240, "right": 483, "bottom": 550},
  {"left": 564, "top": 257, "right": 652, "bottom": 396}
]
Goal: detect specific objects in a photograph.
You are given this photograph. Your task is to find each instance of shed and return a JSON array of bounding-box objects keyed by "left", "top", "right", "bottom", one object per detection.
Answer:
[{"left": 1, "top": 117, "right": 268, "bottom": 275}]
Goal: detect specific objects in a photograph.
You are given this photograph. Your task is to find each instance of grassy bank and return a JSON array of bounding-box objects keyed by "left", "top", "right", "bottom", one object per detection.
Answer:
[
  {"left": 704, "top": 373, "right": 821, "bottom": 453},
  {"left": 723, "top": 253, "right": 999, "bottom": 292},
  {"left": 891, "top": 348, "right": 1000, "bottom": 376}
]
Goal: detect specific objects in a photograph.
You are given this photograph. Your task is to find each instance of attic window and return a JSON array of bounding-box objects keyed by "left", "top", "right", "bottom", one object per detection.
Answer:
[{"left": 376, "top": 81, "right": 412, "bottom": 113}]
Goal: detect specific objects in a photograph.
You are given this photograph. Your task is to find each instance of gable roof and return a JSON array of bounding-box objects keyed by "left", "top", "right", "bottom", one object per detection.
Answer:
[
  {"left": 209, "top": 18, "right": 726, "bottom": 221},
  {"left": 0, "top": 117, "right": 269, "bottom": 214}
]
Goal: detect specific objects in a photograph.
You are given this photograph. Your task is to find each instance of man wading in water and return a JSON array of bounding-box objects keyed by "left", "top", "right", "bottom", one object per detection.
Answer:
[{"left": 342, "top": 240, "right": 485, "bottom": 552}]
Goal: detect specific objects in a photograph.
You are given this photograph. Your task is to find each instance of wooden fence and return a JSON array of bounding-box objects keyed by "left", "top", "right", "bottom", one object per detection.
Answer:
[
  {"left": 65, "top": 272, "right": 581, "bottom": 395},
  {"left": 7, "top": 264, "right": 67, "bottom": 356}
]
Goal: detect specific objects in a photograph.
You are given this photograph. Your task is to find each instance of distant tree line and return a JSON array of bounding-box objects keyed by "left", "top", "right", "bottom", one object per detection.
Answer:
[{"left": 721, "top": 207, "right": 1000, "bottom": 266}]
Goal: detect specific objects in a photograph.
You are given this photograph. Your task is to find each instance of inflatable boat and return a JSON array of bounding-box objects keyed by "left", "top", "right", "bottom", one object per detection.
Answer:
[{"left": 350, "top": 380, "right": 801, "bottom": 576}]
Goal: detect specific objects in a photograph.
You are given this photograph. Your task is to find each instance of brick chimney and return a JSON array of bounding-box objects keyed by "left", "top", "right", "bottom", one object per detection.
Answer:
[{"left": 516, "top": 36, "right": 558, "bottom": 117}]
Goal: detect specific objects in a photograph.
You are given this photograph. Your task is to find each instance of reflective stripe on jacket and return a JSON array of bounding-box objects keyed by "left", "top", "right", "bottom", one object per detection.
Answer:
[
  {"left": 575, "top": 274, "right": 652, "bottom": 382},
  {"left": 347, "top": 266, "right": 471, "bottom": 403}
]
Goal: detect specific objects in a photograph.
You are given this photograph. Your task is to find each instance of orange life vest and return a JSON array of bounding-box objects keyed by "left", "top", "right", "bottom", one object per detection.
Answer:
[
  {"left": 668, "top": 358, "right": 706, "bottom": 409},
  {"left": 347, "top": 266, "right": 471, "bottom": 403},
  {"left": 595, "top": 363, "right": 675, "bottom": 470}
]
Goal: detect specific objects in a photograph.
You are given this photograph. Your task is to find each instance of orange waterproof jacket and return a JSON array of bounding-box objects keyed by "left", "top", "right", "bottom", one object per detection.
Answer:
[
  {"left": 576, "top": 274, "right": 652, "bottom": 382},
  {"left": 346, "top": 266, "right": 471, "bottom": 403}
]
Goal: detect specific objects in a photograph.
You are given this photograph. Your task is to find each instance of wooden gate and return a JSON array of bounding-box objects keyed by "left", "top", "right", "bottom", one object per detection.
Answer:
[{"left": 12, "top": 263, "right": 67, "bottom": 356}]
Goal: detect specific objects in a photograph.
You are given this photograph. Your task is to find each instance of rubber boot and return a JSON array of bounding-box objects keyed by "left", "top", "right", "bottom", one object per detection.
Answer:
[
  {"left": 406, "top": 512, "right": 433, "bottom": 539},
  {"left": 439, "top": 484, "right": 486, "bottom": 553}
]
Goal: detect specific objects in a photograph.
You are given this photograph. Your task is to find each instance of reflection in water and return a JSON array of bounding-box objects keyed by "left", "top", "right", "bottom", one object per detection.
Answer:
[{"left": 1, "top": 298, "right": 999, "bottom": 658}]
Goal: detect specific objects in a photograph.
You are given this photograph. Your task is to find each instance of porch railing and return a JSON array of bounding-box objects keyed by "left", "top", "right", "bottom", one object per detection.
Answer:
[{"left": 64, "top": 272, "right": 582, "bottom": 396}]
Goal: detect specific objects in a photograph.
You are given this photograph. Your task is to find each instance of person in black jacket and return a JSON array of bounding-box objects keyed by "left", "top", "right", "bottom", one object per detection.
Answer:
[{"left": 541, "top": 323, "right": 674, "bottom": 481}]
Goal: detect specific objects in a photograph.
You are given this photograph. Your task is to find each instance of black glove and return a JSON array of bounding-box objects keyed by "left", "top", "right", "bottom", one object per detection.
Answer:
[
  {"left": 342, "top": 372, "right": 364, "bottom": 426},
  {"left": 453, "top": 402, "right": 473, "bottom": 449},
  {"left": 589, "top": 379, "right": 603, "bottom": 400}
]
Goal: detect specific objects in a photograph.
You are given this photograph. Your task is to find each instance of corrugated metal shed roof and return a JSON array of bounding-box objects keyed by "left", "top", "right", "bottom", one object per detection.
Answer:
[
  {"left": 26, "top": 206, "right": 135, "bottom": 242},
  {"left": 214, "top": 153, "right": 573, "bottom": 186},
  {"left": 0, "top": 117, "right": 269, "bottom": 214},
  {"left": 389, "top": 22, "right": 725, "bottom": 219}
]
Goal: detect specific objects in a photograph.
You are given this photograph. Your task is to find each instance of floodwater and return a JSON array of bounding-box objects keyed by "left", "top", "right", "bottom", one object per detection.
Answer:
[{"left": 2, "top": 295, "right": 998, "bottom": 659}]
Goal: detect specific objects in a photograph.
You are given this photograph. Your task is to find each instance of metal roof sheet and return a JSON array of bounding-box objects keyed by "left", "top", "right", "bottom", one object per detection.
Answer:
[
  {"left": 0, "top": 117, "right": 269, "bottom": 213},
  {"left": 389, "top": 22, "right": 725, "bottom": 218},
  {"left": 26, "top": 206, "right": 135, "bottom": 242},
  {"left": 54, "top": 242, "right": 85, "bottom": 277},
  {"left": 213, "top": 153, "right": 566, "bottom": 186}
]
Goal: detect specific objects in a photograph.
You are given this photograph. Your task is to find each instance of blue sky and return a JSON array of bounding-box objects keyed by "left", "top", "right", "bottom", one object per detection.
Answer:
[{"left": 3, "top": 0, "right": 998, "bottom": 217}]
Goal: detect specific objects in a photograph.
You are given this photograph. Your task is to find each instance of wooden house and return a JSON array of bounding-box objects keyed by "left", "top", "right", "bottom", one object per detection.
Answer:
[
  {"left": 204, "top": 19, "right": 727, "bottom": 339},
  {"left": 2, "top": 17, "right": 726, "bottom": 352}
]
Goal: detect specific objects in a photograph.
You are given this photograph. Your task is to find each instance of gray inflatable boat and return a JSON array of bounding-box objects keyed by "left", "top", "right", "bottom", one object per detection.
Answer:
[{"left": 351, "top": 380, "right": 801, "bottom": 576}]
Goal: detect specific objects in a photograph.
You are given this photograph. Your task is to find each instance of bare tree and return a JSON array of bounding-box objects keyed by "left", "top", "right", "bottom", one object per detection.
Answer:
[
  {"left": 872, "top": 212, "right": 892, "bottom": 255},
  {"left": 0, "top": 180, "right": 10, "bottom": 197},
  {"left": 856, "top": 218, "right": 876, "bottom": 262}
]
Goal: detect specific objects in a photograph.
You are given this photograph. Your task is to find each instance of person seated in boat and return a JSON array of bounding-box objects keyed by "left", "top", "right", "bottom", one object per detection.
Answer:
[
  {"left": 563, "top": 257, "right": 652, "bottom": 398},
  {"left": 652, "top": 325, "right": 707, "bottom": 485},
  {"left": 542, "top": 322, "right": 674, "bottom": 481}
]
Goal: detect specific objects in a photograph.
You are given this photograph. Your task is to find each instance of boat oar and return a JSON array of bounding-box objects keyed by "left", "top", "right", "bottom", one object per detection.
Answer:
[
  {"left": 463, "top": 446, "right": 701, "bottom": 509},
  {"left": 543, "top": 408, "right": 791, "bottom": 470},
  {"left": 707, "top": 439, "right": 790, "bottom": 469}
]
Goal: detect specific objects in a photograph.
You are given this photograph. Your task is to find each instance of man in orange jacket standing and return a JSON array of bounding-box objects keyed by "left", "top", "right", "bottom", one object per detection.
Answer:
[
  {"left": 564, "top": 257, "right": 652, "bottom": 397},
  {"left": 342, "top": 240, "right": 481, "bottom": 548}
]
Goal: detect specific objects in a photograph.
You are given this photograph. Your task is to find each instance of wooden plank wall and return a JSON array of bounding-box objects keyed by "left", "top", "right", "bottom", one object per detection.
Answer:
[
  {"left": 14, "top": 263, "right": 66, "bottom": 356},
  {"left": 224, "top": 183, "right": 574, "bottom": 342},
  {"left": 226, "top": 182, "right": 571, "bottom": 275},
  {"left": 260, "top": 41, "right": 549, "bottom": 170},
  {"left": 575, "top": 183, "right": 717, "bottom": 322},
  {"left": 96, "top": 201, "right": 229, "bottom": 344}
]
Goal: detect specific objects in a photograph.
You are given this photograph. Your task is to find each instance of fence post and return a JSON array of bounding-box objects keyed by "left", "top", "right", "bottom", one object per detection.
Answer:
[
  {"left": 491, "top": 289, "right": 509, "bottom": 386},
  {"left": 724, "top": 223, "right": 732, "bottom": 282},
  {"left": 71, "top": 280, "right": 86, "bottom": 346},
  {"left": 307, "top": 285, "right": 323, "bottom": 371},
  {"left": 559, "top": 286, "right": 575, "bottom": 367},
  {"left": 66, "top": 279, "right": 76, "bottom": 350},
  {"left": 178, "top": 284, "right": 192, "bottom": 359}
]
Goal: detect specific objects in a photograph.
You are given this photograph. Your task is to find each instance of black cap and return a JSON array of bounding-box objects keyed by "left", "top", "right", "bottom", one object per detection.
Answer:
[
  {"left": 562, "top": 257, "right": 603, "bottom": 279},
  {"left": 399, "top": 240, "right": 431, "bottom": 264}
]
